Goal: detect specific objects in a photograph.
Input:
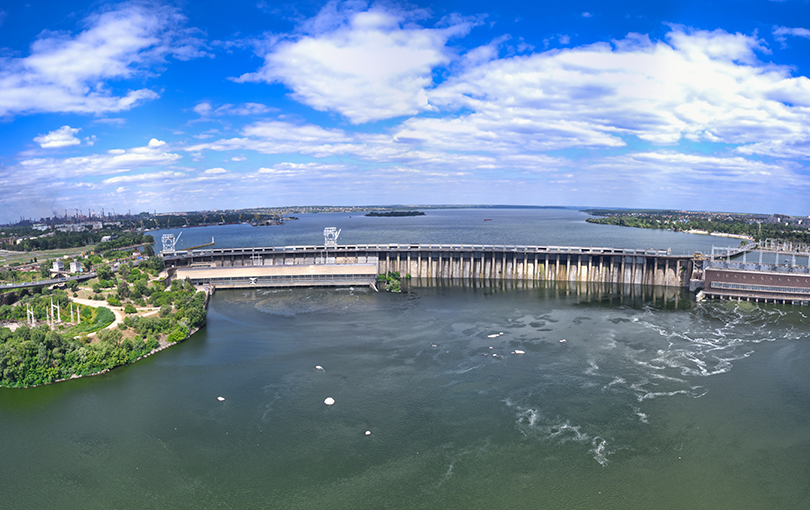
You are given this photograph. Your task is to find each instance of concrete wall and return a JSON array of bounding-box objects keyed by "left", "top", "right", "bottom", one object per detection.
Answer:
[{"left": 165, "top": 245, "right": 693, "bottom": 288}]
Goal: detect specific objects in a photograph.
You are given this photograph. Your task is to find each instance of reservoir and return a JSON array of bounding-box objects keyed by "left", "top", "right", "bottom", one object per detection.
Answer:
[{"left": 1, "top": 209, "right": 808, "bottom": 509}]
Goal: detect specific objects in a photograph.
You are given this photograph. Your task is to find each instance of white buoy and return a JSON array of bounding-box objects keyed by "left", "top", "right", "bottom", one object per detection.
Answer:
[
  {"left": 559, "top": 339, "right": 567, "bottom": 343},
  {"left": 324, "top": 397, "right": 335, "bottom": 406},
  {"left": 487, "top": 334, "right": 499, "bottom": 338},
  {"left": 217, "top": 396, "right": 225, "bottom": 401},
  {"left": 365, "top": 430, "right": 371, "bottom": 436},
  {"left": 514, "top": 350, "right": 525, "bottom": 355},
  {"left": 315, "top": 365, "right": 324, "bottom": 372}
]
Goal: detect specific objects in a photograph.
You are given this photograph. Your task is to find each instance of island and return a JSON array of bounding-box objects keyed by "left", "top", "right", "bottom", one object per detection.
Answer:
[{"left": 365, "top": 211, "right": 425, "bottom": 217}]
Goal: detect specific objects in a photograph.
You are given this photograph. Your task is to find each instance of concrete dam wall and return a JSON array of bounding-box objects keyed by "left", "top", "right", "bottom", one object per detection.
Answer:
[{"left": 164, "top": 244, "right": 693, "bottom": 288}]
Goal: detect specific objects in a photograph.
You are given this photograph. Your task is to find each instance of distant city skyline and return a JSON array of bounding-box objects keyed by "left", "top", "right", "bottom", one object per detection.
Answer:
[{"left": 2, "top": 0, "right": 810, "bottom": 224}]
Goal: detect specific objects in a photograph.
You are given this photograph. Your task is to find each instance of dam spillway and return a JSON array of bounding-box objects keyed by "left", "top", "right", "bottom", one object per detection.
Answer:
[{"left": 163, "top": 244, "right": 693, "bottom": 288}]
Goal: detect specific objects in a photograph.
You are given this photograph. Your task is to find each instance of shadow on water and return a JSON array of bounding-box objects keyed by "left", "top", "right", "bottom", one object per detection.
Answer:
[{"left": 404, "top": 278, "right": 693, "bottom": 311}]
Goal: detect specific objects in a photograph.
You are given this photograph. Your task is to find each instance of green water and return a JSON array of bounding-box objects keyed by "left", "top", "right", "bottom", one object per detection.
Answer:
[{"left": 1, "top": 282, "right": 809, "bottom": 509}]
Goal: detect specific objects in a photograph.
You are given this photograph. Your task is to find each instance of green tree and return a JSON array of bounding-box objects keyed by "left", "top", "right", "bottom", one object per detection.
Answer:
[{"left": 96, "top": 264, "right": 113, "bottom": 281}]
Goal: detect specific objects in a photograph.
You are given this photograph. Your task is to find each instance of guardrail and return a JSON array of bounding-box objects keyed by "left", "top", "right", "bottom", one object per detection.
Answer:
[
  {"left": 0, "top": 271, "right": 97, "bottom": 291},
  {"left": 163, "top": 244, "right": 675, "bottom": 259}
]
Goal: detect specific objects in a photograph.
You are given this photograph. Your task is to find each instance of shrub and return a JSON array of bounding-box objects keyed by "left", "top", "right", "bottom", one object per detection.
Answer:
[
  {"left": 106, "top": 295, "right": 121, "bottom": 307},
  {"left": 166, "top": 324, "right": 189, "bottom": 343}
]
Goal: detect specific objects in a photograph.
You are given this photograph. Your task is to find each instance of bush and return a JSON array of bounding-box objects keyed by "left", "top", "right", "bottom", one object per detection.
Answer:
[
  {"left": 106, "top": 295, "right": 121, "bottom": 307},
  {"left": 124, "top": 303, "right": 137, "bottom": 314},
  {"left": 166, "top": 324, "right": 189, "bottom": 343},
  {"left": 159, "top": 304, "right": 172, "bottom": 318}
]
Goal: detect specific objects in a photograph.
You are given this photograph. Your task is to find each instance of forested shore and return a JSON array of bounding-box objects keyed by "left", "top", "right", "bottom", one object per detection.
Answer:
[{"left": 0, "top": 257, "right": 207, "bottom": 388}]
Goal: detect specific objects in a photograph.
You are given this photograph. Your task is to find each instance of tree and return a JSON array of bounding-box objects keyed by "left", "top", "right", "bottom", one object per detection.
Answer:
[
  {"left": 124, "top": 303, "right": 137, "bottom": 314},
  {"left": 96, "top": 264, "right": 113, "bottom": 281},
  {"left": 117, "top": 279, "right": 130, "bottom": 299}
]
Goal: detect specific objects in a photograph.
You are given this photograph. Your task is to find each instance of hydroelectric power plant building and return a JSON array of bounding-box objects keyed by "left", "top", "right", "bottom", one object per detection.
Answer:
[{"left": 159, "top": 230, "right": 810, "bottom": 306}]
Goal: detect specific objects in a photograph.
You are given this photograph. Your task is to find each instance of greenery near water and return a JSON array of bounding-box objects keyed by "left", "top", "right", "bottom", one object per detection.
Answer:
[{"left": 1, "top": 210, "right": 808, "bottom": 508}]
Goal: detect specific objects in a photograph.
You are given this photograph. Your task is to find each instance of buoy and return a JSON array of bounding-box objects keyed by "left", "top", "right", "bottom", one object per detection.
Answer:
[
  {"left": 487, "top": 334, "right": 499, "bottom": 338},
  {"left": 217, "top": 396, "right": 225, "bottom": 401},
  {"left": 315, "top": 365, "right": 324, "bottom": 372},
  {"left": 514, "top": 350, "right": 525, "bottom": 355},
  {"left": 559, "top": 339, "right": 567, "bottom": 343},
  {"left": 324, "top": 397, "right": 335, "bottom": 406},
  {"left": 365, "top": 430, "right": 371, "bottom": 436}
]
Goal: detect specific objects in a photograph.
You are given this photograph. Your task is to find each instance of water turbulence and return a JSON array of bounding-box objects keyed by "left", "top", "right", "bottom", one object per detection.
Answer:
[{"left": 2, "top": 279, "right": 809, "bottom": 509}]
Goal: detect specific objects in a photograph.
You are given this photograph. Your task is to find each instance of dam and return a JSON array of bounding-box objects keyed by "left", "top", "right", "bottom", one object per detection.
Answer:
[{"left": 163, "top": 243, "right": 694, "bottom": 289}]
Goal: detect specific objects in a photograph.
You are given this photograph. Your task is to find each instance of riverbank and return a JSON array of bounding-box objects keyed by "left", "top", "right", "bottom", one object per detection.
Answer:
[
  {"left": 0, "top": 275, "right": 210, "bottom": 388},
  {"left": 684, "top": 229, "right": 754, "bottom": 241}
]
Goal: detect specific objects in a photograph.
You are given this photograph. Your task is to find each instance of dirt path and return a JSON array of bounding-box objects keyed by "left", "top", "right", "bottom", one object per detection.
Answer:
[{"left": 70, "top": 297, "right": 159, "bottom": 335}]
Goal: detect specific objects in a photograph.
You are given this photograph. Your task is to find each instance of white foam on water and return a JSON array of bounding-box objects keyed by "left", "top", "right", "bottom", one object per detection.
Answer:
[
  {"left": 453, "top": 363, "right": 485, "bottom": 375},
  {"left": 633, "top": 407, "right": 649, "bottom": 424},
  {"left": 590, "top": 437, "right": 611, "bottom": 466},
  {"left": 602, "top": 377, "right": 626, "bottom": 391},
  {"left": 505, "top": 400, "right": 615, "bottom": 465},
  {"left": 585, "top": 360, "right": 599, "bottom": 376}
]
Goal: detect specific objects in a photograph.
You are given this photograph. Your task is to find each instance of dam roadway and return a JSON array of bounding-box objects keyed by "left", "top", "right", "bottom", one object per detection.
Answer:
[{"left": 163, "top": 243, "right": 693, "bottom": 289}]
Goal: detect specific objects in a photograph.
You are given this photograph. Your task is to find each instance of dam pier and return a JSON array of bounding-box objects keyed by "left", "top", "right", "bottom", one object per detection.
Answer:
[{"left": 163, "top": 243, "right": 693, "bottom": 289}]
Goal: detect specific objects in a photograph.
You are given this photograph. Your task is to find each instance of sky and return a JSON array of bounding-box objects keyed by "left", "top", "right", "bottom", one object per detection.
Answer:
[{"left": 2, "top": 0, "right": 810, "bottom": 224}]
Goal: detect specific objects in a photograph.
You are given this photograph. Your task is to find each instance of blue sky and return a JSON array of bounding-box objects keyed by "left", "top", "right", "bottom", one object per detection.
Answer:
[{"left": 2, "top": 0, "right": 810, "bottom": 224}]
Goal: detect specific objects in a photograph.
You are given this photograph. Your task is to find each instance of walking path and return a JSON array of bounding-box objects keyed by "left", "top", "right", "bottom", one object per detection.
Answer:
[{"left": 69, "top": 297, "right": 159, "bottom": 336}]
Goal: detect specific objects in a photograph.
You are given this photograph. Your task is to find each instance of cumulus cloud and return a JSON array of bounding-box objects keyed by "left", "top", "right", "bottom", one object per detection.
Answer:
[
  {"left": 204, "top": 167, "right": 228, "bottom": 174},
  {"left": 423, "top": 27, "right": 810, "bottom": 154},
  {"left": 0, "top": 3, "right": 209, "bottom": 117},
  {"left": 234, "top": 0, "right": 474, "bottom": 123},
  {"left": 34, "top": 126, "right": 82, "bottom": 148}
]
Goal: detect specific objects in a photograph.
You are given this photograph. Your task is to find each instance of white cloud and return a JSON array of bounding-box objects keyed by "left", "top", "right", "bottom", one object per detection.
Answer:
[
  {"left": 34, "top": 125, "right": 82, "bottom": 148},
  {"left": 193, "top": 102, "right": 273, "bottom": 117},
  {"left": 186, "top": 121, "right": 354, "bottom": 156},
  {"left": 424, "top": 27, "right": 810, "bottom": 153},
  {"left": 0, "top": 4, "right": 209, "bottom": 118},
  {"left": 258, "top": 162, "right": 348, "bottom": 175},
  {"left": 204, "top": 167, "right": 228, "bottom": 174},
  {"left": 104, "top": 171, "right": 186, "bottom": 185},
  {"left": 235, "top": 0, "right": 474, "bottom": 123},
  {"left": 773, "top": 26, "right": 810, "bottom": 47},
  {"left": 92, "top": 117, "right": 127, "bottom": 125},
  {"left": 231, "top": 155, "right": 247, "bottom": 162},
  {"left": 18, "top": 139, "right": 181, "bottom": 180}
]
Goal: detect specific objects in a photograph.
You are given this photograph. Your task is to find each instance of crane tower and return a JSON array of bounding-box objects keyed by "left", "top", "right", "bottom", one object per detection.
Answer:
[
  {"left": 324, "top": 227, "right": 341, "bottom": 248},
  {"left": 162, "top": 232, "right": 182, "bottom": 254}
]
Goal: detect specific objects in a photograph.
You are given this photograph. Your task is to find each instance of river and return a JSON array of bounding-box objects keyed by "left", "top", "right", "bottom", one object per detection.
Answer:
[{"left": 1, "top": 209, "right": 808, "bottom": 509}]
